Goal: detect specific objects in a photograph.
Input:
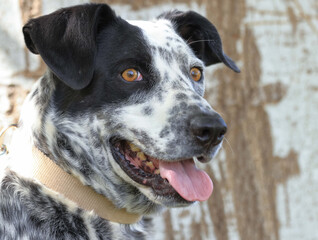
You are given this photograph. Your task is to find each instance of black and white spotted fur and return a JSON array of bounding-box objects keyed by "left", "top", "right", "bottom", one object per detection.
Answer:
[{"left": 0, "top": 4, "right": 239, "bottom": 239}]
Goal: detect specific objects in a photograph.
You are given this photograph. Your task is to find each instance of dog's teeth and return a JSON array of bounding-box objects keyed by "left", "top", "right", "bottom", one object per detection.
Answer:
[
  {"left": 129, "top": 142, "right": 141, "bottom": 152},
  {"left": 145, "top": 161, "right": 155, "bottom": 171},
  {"left": 137, "top": 152, "right": 146, "bottom": 161}
]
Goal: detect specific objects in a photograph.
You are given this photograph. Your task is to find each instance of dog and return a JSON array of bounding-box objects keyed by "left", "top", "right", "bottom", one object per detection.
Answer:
[{"left": 0, "top": 3, "right": 239, "bottom": 239}]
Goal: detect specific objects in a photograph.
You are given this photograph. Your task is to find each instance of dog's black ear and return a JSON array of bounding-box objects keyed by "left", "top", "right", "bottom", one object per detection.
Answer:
[
  {"left": 159, "top": 10, "right": 240, "bottom": 73},
  {"left": 23, "top": 4, "right": 116, "bottom": 90}
]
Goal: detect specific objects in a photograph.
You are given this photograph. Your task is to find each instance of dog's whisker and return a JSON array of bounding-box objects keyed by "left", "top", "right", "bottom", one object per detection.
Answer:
[
  {"left": 223, "top": 137, "right": 234, "bottom": 156},
  {"left": 185, "top": 37, "right": 192, "bottom": 44},
  {"left": 217, "top": 111, "right": 226, "bottom": 118},
  {"left": 188, "top": 39, "right": 213, "bottom": 45}
]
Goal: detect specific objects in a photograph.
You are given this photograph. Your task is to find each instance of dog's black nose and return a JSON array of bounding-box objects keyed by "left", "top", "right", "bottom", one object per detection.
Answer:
[{"left": 190, "top": 114, "right": 227, "bottom": 147}]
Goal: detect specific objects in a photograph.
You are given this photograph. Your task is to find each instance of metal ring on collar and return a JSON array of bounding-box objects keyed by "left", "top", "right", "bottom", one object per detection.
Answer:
[
  {"left": 0, "top": 124, "right": 18, "bottom": 156},
  {"left": 0, "top": 144, "right": 7, "bottom": 156}
]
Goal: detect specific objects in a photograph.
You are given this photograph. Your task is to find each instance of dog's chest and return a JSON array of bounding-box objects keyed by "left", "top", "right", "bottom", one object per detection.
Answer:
[{"left": 0, "top": 170, "right": 151, "bottom": 240}]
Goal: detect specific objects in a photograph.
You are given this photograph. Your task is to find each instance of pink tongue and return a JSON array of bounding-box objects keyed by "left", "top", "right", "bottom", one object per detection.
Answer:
[{"left": 159, "top": 159, "right": 213, "bottom": 202}]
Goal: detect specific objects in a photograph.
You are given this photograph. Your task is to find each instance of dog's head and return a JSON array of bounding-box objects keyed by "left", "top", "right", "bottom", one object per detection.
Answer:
[{"left": 23, "top": 4, "right": 239, "bottom": 214}]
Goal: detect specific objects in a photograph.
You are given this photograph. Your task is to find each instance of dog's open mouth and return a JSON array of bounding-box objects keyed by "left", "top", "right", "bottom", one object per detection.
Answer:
[{"left": 111, "top": 140, "right": 213, "bottom": 202}]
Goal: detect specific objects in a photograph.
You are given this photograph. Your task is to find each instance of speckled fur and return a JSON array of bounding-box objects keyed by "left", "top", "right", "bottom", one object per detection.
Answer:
[{"left": 0, "top": 4, "right": 237, "bottom": 239}]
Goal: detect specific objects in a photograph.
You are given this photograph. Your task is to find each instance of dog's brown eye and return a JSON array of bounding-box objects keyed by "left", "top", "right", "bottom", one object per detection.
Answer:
[
  {"left": 190, "top": 67, "right": 202, "bottom": 82},
  {"left": 122, "top": 69, "right": 143, "bottom": 82}
]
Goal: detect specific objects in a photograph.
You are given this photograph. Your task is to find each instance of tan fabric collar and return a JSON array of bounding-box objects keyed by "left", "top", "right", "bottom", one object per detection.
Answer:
[
  {"left": 1, "top": 126, "right": 141, "bottom": 224},
  {"left": 27, "top": 147, "right": 142, "bottom": 224}
]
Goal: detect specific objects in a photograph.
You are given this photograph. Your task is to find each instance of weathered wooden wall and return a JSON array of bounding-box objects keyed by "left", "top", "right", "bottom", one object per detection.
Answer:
[{"left": 1, "top": 1, "right": 317, "bottom": 239}]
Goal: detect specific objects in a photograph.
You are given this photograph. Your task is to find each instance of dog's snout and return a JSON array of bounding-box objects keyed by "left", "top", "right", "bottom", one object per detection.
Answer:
[{"left": 190, "top": 114, "right": 227, "bottom": 147}]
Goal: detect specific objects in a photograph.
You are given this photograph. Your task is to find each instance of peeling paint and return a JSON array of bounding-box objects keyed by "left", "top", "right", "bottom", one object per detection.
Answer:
[
  {"left": 15, "top": 0, "right": 46, "bottom": 80},
  {"left": 206, "top": 166, "right": 229, "bottom": 240}
]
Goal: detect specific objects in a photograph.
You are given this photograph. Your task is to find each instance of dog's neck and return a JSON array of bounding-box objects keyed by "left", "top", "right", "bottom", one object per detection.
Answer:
[
  {"left": 8, "top": 141, "right": 142, "bottom": 224},
  {"left": 21, "top": 75, "right": 115, "bottom": 199}
]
